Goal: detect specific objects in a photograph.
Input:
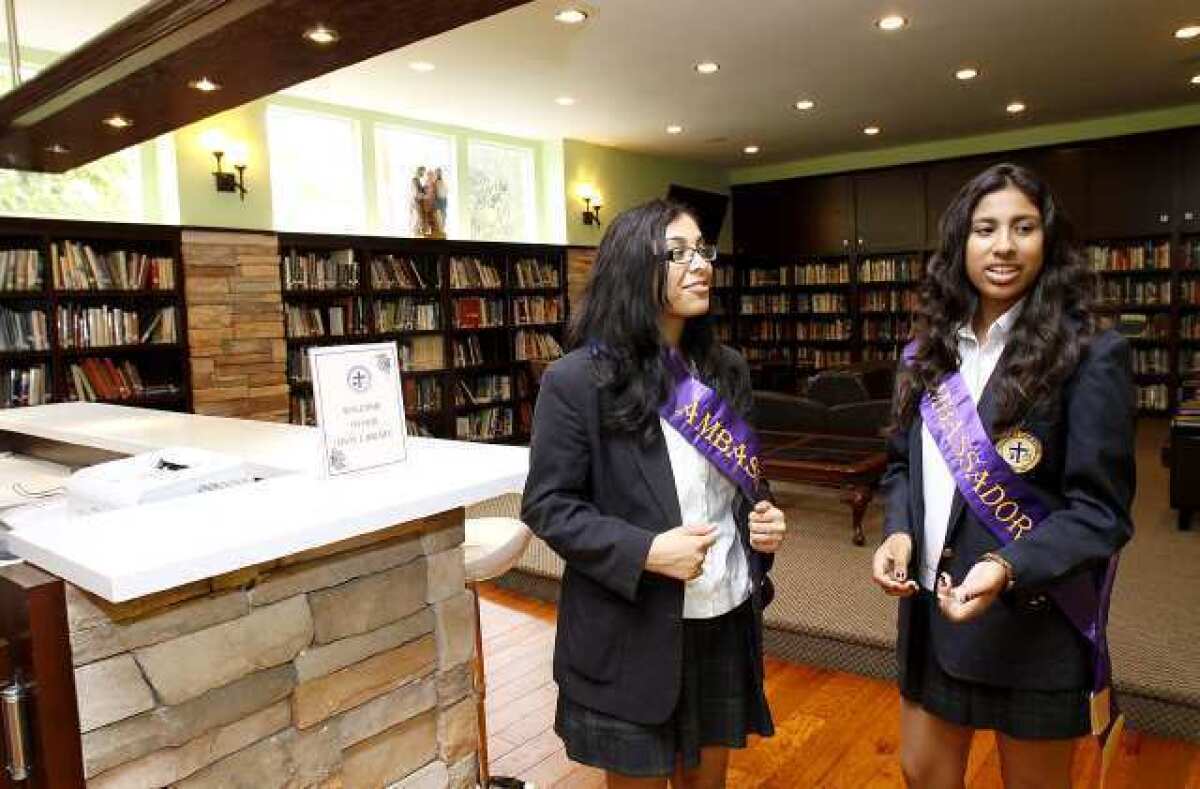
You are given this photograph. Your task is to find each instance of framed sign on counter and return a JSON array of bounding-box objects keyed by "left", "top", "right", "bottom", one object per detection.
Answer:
[{"left": 309, "top": 343, "right": 408, "bottom": 476}]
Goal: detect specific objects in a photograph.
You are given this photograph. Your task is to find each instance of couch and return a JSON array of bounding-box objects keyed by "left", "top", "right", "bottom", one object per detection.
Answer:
[{"left": 753, "top": 365, "right": 894, "bottom": 440}]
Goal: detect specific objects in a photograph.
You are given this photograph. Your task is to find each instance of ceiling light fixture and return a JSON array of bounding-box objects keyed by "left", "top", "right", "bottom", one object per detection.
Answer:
[
  {"left": 955, "top": 67, "right": 979, "bottom": 81},
  {"left": 189, "top": 76, "right": 221, "bottom": 92},
  {"left": 554, "top": 8, "right": 589, "bottom": 24},
  {"left": 44, "top": 144, "right": 70, "bottom": 155},
  {"left": 303, "top": 25, "right": 339, "bottom": 45},
  {"left": 666, "top": 125, "right": 685, "bottom": 134},
  {"left": 743, "top": 145, "right": 760, "bottom": 155},
  {"left": 1191, "top": 74, "right": 1200, "bottom": 85},
  {"left": 409, "top": 61, "right": 435, "bottom": 73},
  {"left": 863, "top": 125, "right": 881, "bottom": 136},
  {"left": 555, "top": 96, "right": 576, "bottom": 106},
  {"left": 1174, "top": 25, "right": 1200, "bottom": 39},
  {"left": 876, "top": 15, "right": 908, "bottom": 31},
  {"left": 695, "top": 61, "right": 720, "bottom": 75},
  {"left": 795, "top": 99, "right": 816, "bottom": 110},
  {"left": 103, "top": 115, "right": 132, "bottom": 130},
  {"left": 1006, "top": 101, "right": 1027, "bottom": 114}
]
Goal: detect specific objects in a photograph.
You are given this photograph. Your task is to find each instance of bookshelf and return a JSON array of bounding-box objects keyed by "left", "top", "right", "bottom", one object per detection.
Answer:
[
  {"left": 279, "top": 234, "right": 566, "bottom": 443},
  {"left": 0, "top": 218, "right": 191, "bottom": 412}
]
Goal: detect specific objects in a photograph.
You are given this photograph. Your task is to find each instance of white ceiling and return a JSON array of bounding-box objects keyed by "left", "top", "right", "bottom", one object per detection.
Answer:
[{"left": 8, "top": 0, "right": 1200, "bottom": 167}]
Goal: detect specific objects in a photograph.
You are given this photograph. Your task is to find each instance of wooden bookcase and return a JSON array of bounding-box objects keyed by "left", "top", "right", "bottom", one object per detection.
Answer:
[
  {"left": 277, "top": 233, "right": 567, "bottom": 444},
  {"left": 0, "top": 217, "right": 191, "bottom": 412}
]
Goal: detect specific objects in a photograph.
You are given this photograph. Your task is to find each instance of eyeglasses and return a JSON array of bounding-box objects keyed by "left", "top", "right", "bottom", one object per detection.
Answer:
[{"left": 662, "top": 243, "right": 718, "bottom": 267}]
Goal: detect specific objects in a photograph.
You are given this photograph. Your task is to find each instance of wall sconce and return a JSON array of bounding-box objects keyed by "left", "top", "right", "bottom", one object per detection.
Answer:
[
  {"left": 201, "top": 130, "right": 249, "bottom": 201},
  {"left": 577, "top": 184, "right": 603, "bottom": 225}
]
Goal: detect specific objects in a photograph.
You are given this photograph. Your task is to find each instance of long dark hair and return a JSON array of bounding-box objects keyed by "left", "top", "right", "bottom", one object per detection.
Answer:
[
  {"left": 569, "top": 199, "right": 745, "bottom": 444},
  {"left": 894, "top": 163, "right": 1095, "bottom": 433}
]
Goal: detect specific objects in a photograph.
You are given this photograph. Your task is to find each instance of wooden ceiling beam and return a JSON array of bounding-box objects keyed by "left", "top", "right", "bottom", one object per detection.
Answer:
[{"left": 0, "top": 0, "right": 530, "bottom": 173}]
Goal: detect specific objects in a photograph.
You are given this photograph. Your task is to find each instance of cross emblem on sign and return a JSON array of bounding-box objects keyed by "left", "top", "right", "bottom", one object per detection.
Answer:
[
  {"left": 347, "top": 366, "right": 371, "bottom": 393},
  {"left": 1008, "top": 442, "right": 1029, "bottom": 464}
]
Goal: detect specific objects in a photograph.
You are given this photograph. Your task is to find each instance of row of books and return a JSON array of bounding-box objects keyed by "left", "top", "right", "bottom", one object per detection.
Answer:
[
  {"left": 741, "top": 321, "right": 800, "bottom": 342},
  {"left": 1086, "top": 242, "right": 1171, "bottom": 273},
  {"left": 796, "top": 293, "right": 848, "bottom": 314},
  {"left": 371, "top": 256, "right": 438, "bottom": 290},
  {"left": 376, "top": 299, "right": 441, "bottom": 332},
  {"left": 0, "top": 249, "right": 43, "bottom": 291},
  {"left": 286, "top": 348, "right": 311, "bottom": 384},
  {"left": 740, "top": 294, "right": 792, "bottom": 315},
  {"left": 512, "top": 296, "right": 562, "bottom": 326},
  {"left": 1137, "top": 384, "right": 1169, "bottom": 411},
  {"left": 515, "top": 330, "right": 563, "bottom": 361},
  {"left": 1097, "top": 279, "right": 1171, "bottom": 306},
  {"left": 1179, "top": 280, "right": 1200, "bottom": 303},
  {"left": 742, "top": 346, "right": 794, "bottom": 363},
  {"left": 1182, "top": 315, "right": 1200, "bottom": 340},
  {"left": 714, "top": 323, "right": 733, "bottom": 343},
  {"left": 449, "top": 257, "right": 502, "bottom": 289},
  {"left": 51, "top": 242, "right": 175, "bottom": 291},
  {"left": 512, "top": 258, "right": 560, "bottom": 289},
  {"left": 285, "top": 302, "right": 368, "bottom": 338},
  {"left": 1187, "top": 239, "right": 1200, "bottom": 269},
  {"left": 452, "top": 336, "right": 485, "bottom": 368},
  {"left": 861, "top": 289, "right": 920, "bottom": 313},
  {"left": 0, "top": 365, "right": 48, "bottom": 408},
  {"left": 794, "top": 320, "right": 852, "bottom": 340},
  {"left": 713, "top": 267, "right": 735, "bottom": 288},
  {"left": 862, "top": 317, "right": 913, "bottom": 341},
  {"left": 282, "top": 249, "right": 358, "bottom": 291},
  {"left": 456, "top": 375, "right": 511, "bottom": 406},
  {"left": 56, "top": 306, "right": 177, "bottom": 348},
  {"left": 455, "top": 407, "right": 514, "bottom": 441},
  {"left": 747, "top": 262, "right": 850, "bottom": 287},
  {"left": 797, "top": 348, "right": 852, "bottom": 368},
  {"left": 454, "top": 297, "right": 505, "bottom": 329},
  {"left": 399, "top": 336, "right": 445, "bottom": 371},
  {"left": 864, "top": 345, "right": 901, "bottom": 362},
  {"left": 1132, "top": 348, "right": 1171, "bottom": 375},
  {"left": 0, "top": 307, "right": 49, "bottom": 351},
  {"left": 67, "top": 357, "right": 179, "bottom": 402},
  {"left": 403, "top": 377, "right": 442, "bottom": 414},
  {"left": 1182, "top": 351, "right": 1200, "bottom": 375},
  {"left": 1101, "top": 313, "right": 1170, "bottom": 339},
  {"left": 858, "top": 257, "right": 924, "bottom": 283}
]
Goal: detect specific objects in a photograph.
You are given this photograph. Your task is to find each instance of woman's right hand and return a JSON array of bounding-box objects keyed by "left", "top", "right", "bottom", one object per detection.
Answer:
[
  {"left": 872, "top": 533, "right": 918, "bottom": 597},
  {"left": 646, "top": 524, "right": 718, "bottom": 581}
]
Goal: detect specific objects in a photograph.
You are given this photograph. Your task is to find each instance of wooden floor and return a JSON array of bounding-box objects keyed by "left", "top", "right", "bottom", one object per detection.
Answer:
[{"left": 478, "top": 583, "right": 1200, "bottom": 789}]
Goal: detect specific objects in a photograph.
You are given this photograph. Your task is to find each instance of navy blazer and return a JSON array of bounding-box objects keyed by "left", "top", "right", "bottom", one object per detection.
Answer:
[
  {"left": 880, "top": 329, "right": 1135, "bottom": 691},
  {"left": 521, "top": 346, "right": 774, "bottom": 725}
]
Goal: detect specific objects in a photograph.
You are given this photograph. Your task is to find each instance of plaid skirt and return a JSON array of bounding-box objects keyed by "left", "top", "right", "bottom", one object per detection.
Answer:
[
  {"left": 900, "top": 592, "right": 1090, "bottom": 740},
  {"left": 555, "top": 599, "right": 774, "bottom": 777}
]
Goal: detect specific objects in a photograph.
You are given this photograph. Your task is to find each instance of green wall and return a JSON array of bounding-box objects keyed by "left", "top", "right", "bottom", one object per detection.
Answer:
[
  {"left": 563, "top": 139, "right": 733, "bottom": 250},
  {"left": 176, "top": 101, "right": 275, "bottom": 231},
  {"left": 730, "top": 103, "right": 1200, "bottom": 185}
]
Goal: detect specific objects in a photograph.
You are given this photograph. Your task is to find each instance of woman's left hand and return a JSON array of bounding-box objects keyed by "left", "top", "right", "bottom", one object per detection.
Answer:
[
  {"left": 936, "top": 561, "right": 1008, "bottom": 623},
  {"left": 749, "top": 500, "right": 787, "bottom": 554}
]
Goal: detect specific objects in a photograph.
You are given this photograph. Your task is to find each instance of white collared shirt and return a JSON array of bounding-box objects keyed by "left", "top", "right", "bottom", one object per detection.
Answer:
[
  {"left": 918, "top": 301, "right": 1024, "bottom": 590},
  {"left": 660, "top": 417, "right": 752, "bottom": 619}
]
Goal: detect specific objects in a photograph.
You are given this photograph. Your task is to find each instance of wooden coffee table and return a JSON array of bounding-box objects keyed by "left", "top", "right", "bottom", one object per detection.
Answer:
[{"left": 759, "top": 431, "right": 888, "bottom": 546}]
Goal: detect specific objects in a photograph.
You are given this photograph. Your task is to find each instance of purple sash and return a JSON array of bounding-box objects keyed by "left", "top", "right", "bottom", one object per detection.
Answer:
[
  {"left": 659, "top": 350, "right": 766, "bottom": 501},
  {"left": 905, "top": 342, "right": 1121, "bottom": 740}
]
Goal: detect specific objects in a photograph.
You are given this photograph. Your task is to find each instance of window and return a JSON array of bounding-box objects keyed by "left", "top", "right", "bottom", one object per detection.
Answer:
[
  {"left": 375, "top": 125, "right": 458, "bottom": 237},
  {"left": 267, "top": 105, "right": 365, "bottom": 233},
  {"left": 0, "top": 148, "right": 144, "bottom": 221},
  {"left": 467, "top": 141, "right": 536, "bottom": 242}
]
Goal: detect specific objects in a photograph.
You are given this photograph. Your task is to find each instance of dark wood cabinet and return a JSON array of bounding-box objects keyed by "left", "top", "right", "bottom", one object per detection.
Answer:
[
  {"left": 1181, "top": 128, "right": 1200, "bottom": 233},
  {"left": 777, "top": 175, "right": 854, "bottom": 256},
  {"left": 1085, "top": 134, "right": 1177, "bottom": 239},
  {"left": 924, "top": 157, "right": 994, "bottom": 246},
  {"left": 853, "top": 168, "right": 926, "bottom": 252},
  {"left": 731, "top": 182, "right": 785, "bottom": 256},
  {"left": 1017, "top": 147, "right": 1090, "bottom": 230}
]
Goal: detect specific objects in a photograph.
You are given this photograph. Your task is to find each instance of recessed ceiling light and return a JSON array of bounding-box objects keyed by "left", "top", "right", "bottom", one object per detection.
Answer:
[
  {"left": 103, "top": 115, "right": 132, "bottom": 130},
  {"left": 409, "top": 61, "right": 435, "bottom": 73},
  {"left": 955, "top": 67, "right": 979, "bottom": 81},
  {"left": 555, "top": 96, "right": 576, "bottom": 106},
  {"left": 695, "top": 61, "right": 720, "bottom": 75},
  {"left": 1174, "top": 25, "right": 1200, "bottom": 39},
  {"left": 863, "top": 125, "right": 881, "bottom": 136},
  {"left": 554, "top": 8, "right": 588, "bottom": 24},
  {"left": 303, "top": 25, "right": 339, "bottom": 45},
  {"left": 795, "top": 99, "right": 816, "bottom": 110},
  {"left": 666, "top": 124, "right": 685, "bottom": 135},
  {"left": 1192, "top": 74, "right": 1200, "bottom": 85},
  {"left": 44, "top": 144, "right": 70, "bottom": 155},
  {"left": 1006, "top": 101, "right": 1027, "bottom": 114},
  {"left": 188, "top": 76, "right": 221, "bottom": 92},
  {"left": 743, "top": 145, "right": 760, "bottom": 155},
  {"left": 876, "top": 15, "right": 908, "bottom": 31}
]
